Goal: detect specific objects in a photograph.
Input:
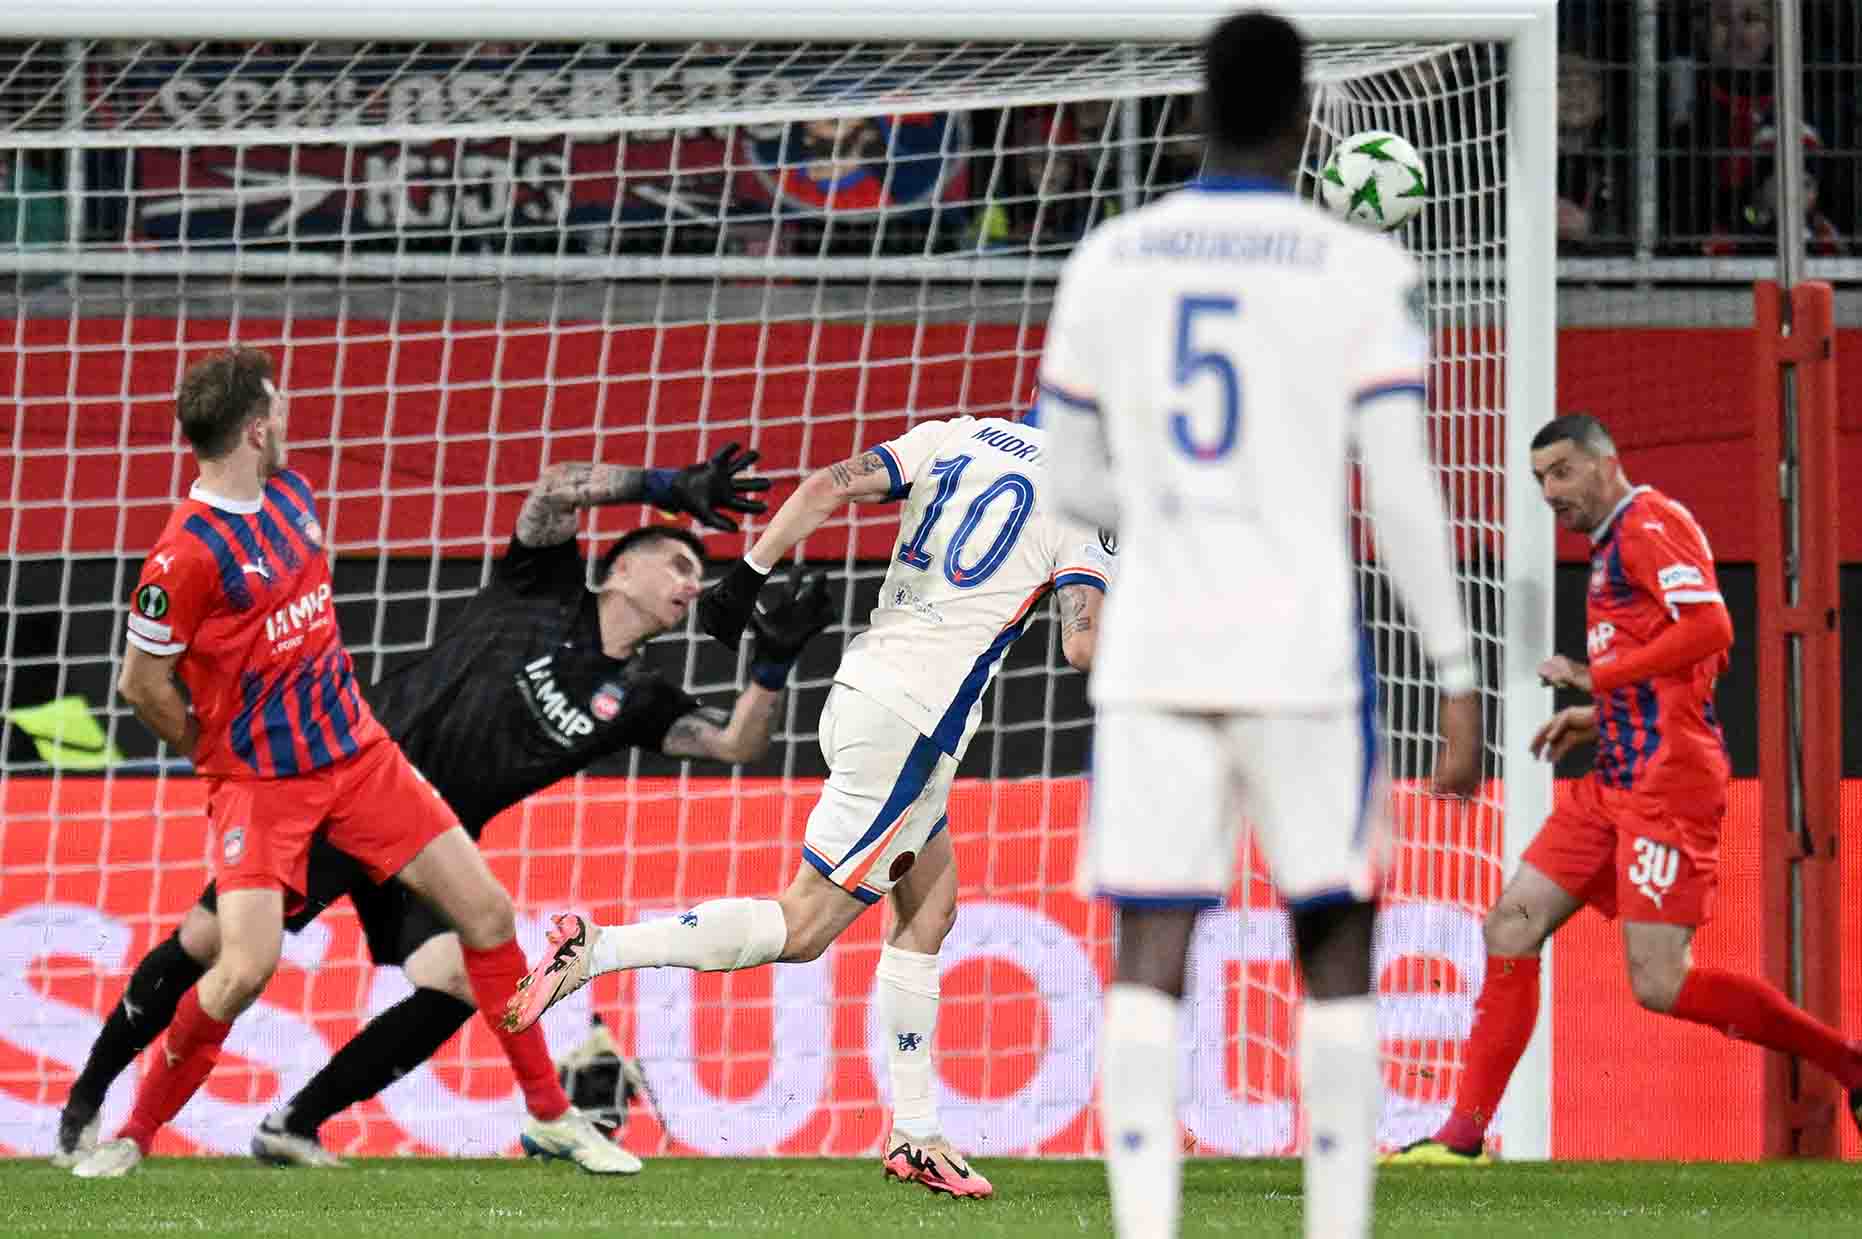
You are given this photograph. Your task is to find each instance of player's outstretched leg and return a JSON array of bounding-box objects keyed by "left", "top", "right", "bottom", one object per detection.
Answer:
[
  {"left": 507, "top": 913, "right": 602, "bottom": 1034},
  {"left": 1625, "top": 925, "right": 1862, "bottom": 1109},
  {"left": 256, "top": 916, "right": 483, "bottom": 1167},
  {"left": 506, "top": 869, "right": 859, "bottom": 1034},
  {"left": 56, "top": 918, "right": 213, "bottom": 1167},
  {"left": 258, "top": 986, "right": 472, "bottom": 1166},
  {"left": 876, "top": 832, "right": 991, "bottom": 1199},
  {"left": 255, "top": 986, "right": 473, "bottom": 1168}
]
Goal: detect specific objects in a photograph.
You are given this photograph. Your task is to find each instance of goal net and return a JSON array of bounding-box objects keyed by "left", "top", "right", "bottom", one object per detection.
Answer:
[{"left": 0, "top": 8, "right": 1554, "bottom": 1162}]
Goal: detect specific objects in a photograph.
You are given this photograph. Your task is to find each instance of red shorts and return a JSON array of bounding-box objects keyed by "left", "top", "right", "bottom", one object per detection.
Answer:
[
  {"left": 205, "top": 738, "right": 459, "bottom": 911},
  {"left": 1521, "top": 775, "right": 1723, "bottom": 926}
]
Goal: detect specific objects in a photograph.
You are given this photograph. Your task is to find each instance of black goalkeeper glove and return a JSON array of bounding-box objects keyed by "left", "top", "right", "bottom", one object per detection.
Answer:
[
  {"left": 746, "top": 569, "right": 836, "bottom": 689},
  {"left": 641, "top": 443, "right": 771, "bottom": 533},
  {"left": 695, "top": 557, "right": 770, "bottom": 652}
]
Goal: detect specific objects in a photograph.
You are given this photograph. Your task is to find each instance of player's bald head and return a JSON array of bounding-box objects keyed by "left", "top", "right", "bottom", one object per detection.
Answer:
[
  {"left": 1203, "top": 11, "right": 1308, "bottom": 156},
  {"left": 1531, "top": 413, "right": 1616, "bottom": 459},
  {"left": 177, "top": 346, "right": 276, "bottom": 460}
]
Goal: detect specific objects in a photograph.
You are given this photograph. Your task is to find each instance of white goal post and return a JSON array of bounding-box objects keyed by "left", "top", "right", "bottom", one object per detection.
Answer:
[{"left": 0, "top": 1, "right": 1556, "bottom": 1161}]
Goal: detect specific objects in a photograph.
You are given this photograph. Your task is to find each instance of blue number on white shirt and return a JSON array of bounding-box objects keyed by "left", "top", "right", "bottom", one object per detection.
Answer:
[
  {"left": 944, "top": 473, "right": 1035, "bottom": 589},
  {"left": 897, "top": 455, "right": 971, "bottom": 570},
  {"left": 1170, "top": 294, "right": 1242, "bottom": 461},
  {"left": 896, "top": 453, "right": 1035, "bottom": 589}
]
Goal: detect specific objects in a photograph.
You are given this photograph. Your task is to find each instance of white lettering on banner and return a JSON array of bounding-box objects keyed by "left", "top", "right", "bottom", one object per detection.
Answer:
[
  {"left": 1371, "top": 902, "right": 1488, "bottom": 1149},
  {"left": 636, "top": 951, "right": 834, "bottom": 1154},
  {"left": 1174, "top": 901, "right": 1486, "bottom": 1154},
  {"left": 0, "top": 905, "right": 137, "bottom": 1155},
  {"left": 371, "top": 913, "right": 593, "bottom": 1155},
  {"left": 863, "top": 901, "right": 1100, "bottom": 1155},
  {"left": 0, "top": 894, "right": 1490, "bottom": 1158},
  {"left": 149, "top": 67, "right": 797, "bottom": 139},
  {"left": 360, "top": 152, "right": 567, "bottom": 232},
  {"left": 1178, "top": 908, "right": 1295, "bottom": 1155}
]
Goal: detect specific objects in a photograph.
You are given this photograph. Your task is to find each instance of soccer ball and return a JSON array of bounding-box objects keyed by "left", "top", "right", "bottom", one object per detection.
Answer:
[{"left": 1319, "top": 130, "right": 1427, "bottom": 230}]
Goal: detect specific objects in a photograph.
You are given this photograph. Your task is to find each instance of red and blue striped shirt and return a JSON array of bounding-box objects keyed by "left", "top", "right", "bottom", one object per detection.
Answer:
[
  {"left": 125, "top": 470, "right": 384, "bottom": 779},
  {"left": 1585, "top": 486, "right": 1730, "bottom": 798}
]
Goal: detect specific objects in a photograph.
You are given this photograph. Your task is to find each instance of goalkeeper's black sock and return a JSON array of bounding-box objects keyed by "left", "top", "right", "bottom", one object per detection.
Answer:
[
  {"left": 69, "top": 930, "right": 207, "bottom": 1114},
  {"left": 283, "top": 987, "right": 475, "bottom": 1137}
]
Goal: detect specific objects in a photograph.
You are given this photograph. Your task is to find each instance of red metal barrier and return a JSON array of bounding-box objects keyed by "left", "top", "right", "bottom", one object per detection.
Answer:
[{"left": 1752, "top": 280, "right": 1844, "bottom": 1156}]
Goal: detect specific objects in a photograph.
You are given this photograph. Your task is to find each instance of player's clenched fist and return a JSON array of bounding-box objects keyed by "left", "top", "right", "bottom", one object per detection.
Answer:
[{"left": 1529, "top": 705, "right": 1598, "bottom": 763}]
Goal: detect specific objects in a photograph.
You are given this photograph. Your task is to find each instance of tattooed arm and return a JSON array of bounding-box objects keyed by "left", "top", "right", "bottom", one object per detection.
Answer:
[
  {"left": 1054, "top": 582, "right": 1103, "bottom": 672},
  {"left": 742, "top": 451, "right": 897, "bottom": 567},
  {"left": 514, "top": 463, "right": 651, "bottom": 548},
  {"left": 658, "top": 685, "right": 783, "bottom": 764}
]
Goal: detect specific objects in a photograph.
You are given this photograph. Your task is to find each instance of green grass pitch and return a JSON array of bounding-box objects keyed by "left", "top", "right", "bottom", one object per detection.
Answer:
[{"left": 5, "top": 1156, "right": 1860, "bottom": 1237}]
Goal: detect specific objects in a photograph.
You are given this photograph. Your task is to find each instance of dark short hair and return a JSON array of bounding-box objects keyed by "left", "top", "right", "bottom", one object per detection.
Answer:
[
  {"left": 1204, "top": 10, "right": 1308, "bottom": 150},
  {"left": 176, "top": 346, "right": 275, "bottom": 460},
  {"left": 593, "top": 525, "right": 708, "bottom": 586},
  {"left": 1530, "top": 413, "right": 1617, "bottom": 456}
]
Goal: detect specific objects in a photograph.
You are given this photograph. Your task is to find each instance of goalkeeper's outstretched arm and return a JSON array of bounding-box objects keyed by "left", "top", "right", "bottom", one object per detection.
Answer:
[
  {"left": 515, "top": 445, "right": 769, "bottom": 546},
  {"left": 516, "top": 463, "right": 657, "bottom": 547}
]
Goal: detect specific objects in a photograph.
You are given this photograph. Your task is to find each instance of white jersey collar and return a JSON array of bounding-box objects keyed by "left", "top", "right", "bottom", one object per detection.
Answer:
[
  {"left": 1588, "top": 484, "right": 1649, "bottom": 545},
  {"left": 189, "top": 479, "right": 264, "bottom": 515}
]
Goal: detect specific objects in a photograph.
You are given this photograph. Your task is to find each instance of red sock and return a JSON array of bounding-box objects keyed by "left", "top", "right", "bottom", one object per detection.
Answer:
[
  {"left": 118, "top": 989, "right": 234, "bottom": 1153},
  {"left": 461, "top": 939, "right": 571, "bottom": 1121},
  {"left": 1670, "top": 967, "right": 1862, "bottom": 1090},
  {"left": 1434, "top": 954, "right": 1540, "bottom": 1151}
]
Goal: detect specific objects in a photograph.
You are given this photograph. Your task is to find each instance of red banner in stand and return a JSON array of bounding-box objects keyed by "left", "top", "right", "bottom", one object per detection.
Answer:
[{"left": 3, "top": 775, "right": 1856, "bottom": 1161}]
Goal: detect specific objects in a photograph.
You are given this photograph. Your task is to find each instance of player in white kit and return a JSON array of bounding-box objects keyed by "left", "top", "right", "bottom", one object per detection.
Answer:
[
  {"left": 1041, "top": 13, "right": 1481, "bottom": 1239},
  {"left": 506, "top": 412, "right": 1113, "bottom": 1198}
]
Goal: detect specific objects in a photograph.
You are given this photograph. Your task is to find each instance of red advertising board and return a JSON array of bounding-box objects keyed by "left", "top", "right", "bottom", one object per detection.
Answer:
[{"left": 2, "top": 775, "right": 1854, "bottom": 1161}]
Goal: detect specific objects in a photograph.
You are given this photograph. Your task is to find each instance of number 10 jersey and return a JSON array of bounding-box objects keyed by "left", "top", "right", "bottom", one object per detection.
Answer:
[{"left": 833, "top": 415, "right": 1114, "bottom": 757}]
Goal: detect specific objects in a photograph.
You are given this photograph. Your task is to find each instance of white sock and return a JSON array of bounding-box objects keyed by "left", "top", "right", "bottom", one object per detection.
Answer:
[
  {"left": 1099, "top": 982, "right": 1181, "bottom": 1239},
  {"left": 877, "top": 943, "right": 942, "bottom": 1141},
  {"left": 1298, "top": 995, "right": 1380, "bottom": 1239},
  {"left": 589, "top": 898, "right": 787, "bottom": 974}
]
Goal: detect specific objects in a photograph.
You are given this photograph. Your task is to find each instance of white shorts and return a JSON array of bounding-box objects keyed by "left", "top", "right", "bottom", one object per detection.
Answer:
[
  {"left": 1079, "top": 705, "right": 1391, "bottom": 909},
  {"left": 802, "top": 684, "right": 957, "bottom": 905}
]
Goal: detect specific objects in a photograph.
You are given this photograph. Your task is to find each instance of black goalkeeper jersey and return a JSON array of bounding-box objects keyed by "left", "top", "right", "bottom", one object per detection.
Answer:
[{"left": 361, "top": 536, "right": 700, "bottom": 836}]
